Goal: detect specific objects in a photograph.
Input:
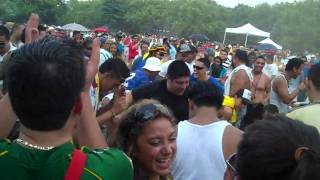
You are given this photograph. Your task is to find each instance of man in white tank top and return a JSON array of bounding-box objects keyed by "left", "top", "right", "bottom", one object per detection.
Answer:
[
  {"left": 270, "top": 58, "right": 305, "bottom": 113},
  {"left": 224, "top": 49, "right": 253, "bottom": 97},
  {"left": 172, "top": 81, "right": 242, "bottom": 180}
]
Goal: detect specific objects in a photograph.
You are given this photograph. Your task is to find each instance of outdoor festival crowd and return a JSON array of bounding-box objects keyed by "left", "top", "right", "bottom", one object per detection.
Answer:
[{"left": 0, "top": 13, "right": 320, "bottom": 180}]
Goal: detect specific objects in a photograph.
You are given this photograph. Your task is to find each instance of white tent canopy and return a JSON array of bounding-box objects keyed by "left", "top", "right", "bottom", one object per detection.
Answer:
[
  {"left": 258, "top": 38, "right": 282, "bottom": 50},
  {"left": 223, "top": 23, "right": 271, "bottom": 46}
]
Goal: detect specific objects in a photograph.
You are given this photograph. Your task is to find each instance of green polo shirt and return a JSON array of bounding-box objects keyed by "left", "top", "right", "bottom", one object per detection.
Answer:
[{"left": 0, "top": 139, "right": 133, "bottom": 180}]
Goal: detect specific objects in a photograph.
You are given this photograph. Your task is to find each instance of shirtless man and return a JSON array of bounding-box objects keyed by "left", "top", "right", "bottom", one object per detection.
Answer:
[{"left": 251, "top": 56, "right": 271, "bottom": 104}]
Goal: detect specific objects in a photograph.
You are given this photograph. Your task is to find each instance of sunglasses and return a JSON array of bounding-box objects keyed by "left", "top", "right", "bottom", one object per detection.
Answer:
[
  {"left": 226, "top": 153, "right": 238, "bottom": 175},
  {"left": 193, "top": 65, "right": 204, "bottom": 70},
  {"left": 134, "top": 104, "right": 169, "bottom": 123},
  {"left": 158, "top": 52, "right": 166, "bottom": 57}
]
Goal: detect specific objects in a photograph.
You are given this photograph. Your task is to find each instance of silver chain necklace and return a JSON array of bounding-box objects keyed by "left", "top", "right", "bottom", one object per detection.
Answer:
[{"left": 15, "top": 138, "right": 54, "bottom": 151}]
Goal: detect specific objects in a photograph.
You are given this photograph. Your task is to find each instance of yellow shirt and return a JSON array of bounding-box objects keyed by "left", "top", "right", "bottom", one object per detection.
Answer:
[{"left": 223, "top": 96, "right": 237, "bottom": 123}]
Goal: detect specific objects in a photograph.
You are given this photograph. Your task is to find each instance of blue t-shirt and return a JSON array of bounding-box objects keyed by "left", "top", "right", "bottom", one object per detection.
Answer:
[
  {"left": 126, "top": 69, "right": 156, "bottom": 90},
  {"left": 131, "top": 56, "right": 146, "bottom": 72},
  {"left": 117, "top": 43, "right": 124, "bottom": 54},
  {"left": 190, "top": 75, "right": 224, "bottom": 94}
]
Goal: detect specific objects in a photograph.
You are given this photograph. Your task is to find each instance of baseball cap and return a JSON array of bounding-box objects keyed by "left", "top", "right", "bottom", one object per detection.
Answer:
[
  {"left": 99, "top": 36, "right": 107, "bottom": 45},
  {"left": 149, "top": 44, "right": 166, "bottom": 53},
  {"left": 143, "top": 57, "right": 161, "bottom": 72},
  {"left": 178, "top": 44, "right": 192, "bottom": 53}
]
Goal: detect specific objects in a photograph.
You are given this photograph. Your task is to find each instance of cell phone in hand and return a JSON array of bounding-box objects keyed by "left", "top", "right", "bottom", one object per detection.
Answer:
[{"left": 120, "top": 85, "right": 126, "bottom": 96}]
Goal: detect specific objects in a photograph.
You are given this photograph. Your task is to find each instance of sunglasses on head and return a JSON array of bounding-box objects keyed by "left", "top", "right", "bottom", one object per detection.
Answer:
[
  {"left": 193, "top": 65, "right": 204, "bottom": 70},
  {"left": 134, "top": 104, "right": 168, "bottom": 123},
  {"left": 226, "top": 153, "right": 238, "bottom": 175}
]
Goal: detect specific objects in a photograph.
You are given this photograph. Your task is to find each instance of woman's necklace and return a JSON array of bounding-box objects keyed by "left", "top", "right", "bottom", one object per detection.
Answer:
[{"left": 15, "top": 138, "right": 54, "bottom": 151}]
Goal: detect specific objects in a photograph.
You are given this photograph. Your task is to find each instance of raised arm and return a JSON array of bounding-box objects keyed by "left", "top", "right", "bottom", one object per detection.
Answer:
[
  {"left": 274, "top": 77, "right": 304, "bottom": 104},
  {"left": 0, "top": 94, "right": 17, "bottom": 138},
  {"left": 77, "top": 38, "right": 108, "bottom": 148}
]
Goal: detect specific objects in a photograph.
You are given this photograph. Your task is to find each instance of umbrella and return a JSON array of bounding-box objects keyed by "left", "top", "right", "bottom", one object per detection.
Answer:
[
  {"left": 61, "top": 23, "right": 89, "bottom": 31},
  {"left": 93, "top": 27, "right": 108, "bottom": 33},
  {"left": 190, "top": 34, "right": 210, "bottom": 42},
  {"left": 256, "top": 43, "right": 277, "bottom": 51}
]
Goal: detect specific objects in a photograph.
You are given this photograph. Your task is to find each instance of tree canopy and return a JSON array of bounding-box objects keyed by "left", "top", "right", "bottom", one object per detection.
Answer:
[{"left": 1, "top": 0, "right": 319, "bottom": 53}]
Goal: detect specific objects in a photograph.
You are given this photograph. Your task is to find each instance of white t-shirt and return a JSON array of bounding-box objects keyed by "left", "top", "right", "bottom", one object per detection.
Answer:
[
  {"left": 158, "top": 60, "right": 194, "bottom": 78},
  {"left": 99, "top": 48, "right": 112, "bottom": 67},
  {"left": 263, "top": 63, "right": 279, "bottom": 79},
  {"left": 224, "top": 64, "right": 253, "bottom": 96},
  {"left": 172, "top": 120, "right": 230, "bottom": 180},
  {"left": 0, "top": 43, "right": 16, "bottom": 62}
]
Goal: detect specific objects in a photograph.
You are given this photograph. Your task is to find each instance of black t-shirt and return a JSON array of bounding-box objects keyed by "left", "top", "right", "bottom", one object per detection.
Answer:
[{"left": 131, "top": 80, "right": 189, "bottom": 122}]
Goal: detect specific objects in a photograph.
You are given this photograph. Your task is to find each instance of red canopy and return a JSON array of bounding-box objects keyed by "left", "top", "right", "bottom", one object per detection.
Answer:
[{"left": 92, "top": 27, "right": 108, "bottom": 33}]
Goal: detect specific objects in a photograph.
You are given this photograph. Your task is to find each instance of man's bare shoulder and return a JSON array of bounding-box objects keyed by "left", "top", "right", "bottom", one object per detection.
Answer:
[
  {"left": 233, "top": 69, "right": 249, "bottom": 79},
  {"left": 262, "top": 73, "right": 271, "bottom": 81},
  {"left": 224, "top": 125, "right": 243, "bottom": 137}
]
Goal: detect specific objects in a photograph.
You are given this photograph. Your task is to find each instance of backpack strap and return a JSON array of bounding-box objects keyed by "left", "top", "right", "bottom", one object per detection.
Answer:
[{"left": 64, "top": 149, "right": 87, "bottom": 180}]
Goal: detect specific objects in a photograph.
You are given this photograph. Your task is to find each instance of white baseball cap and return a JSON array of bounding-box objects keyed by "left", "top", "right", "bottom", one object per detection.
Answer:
[{"left": 143, "top": 57, "right": 161, "bottom": 72}]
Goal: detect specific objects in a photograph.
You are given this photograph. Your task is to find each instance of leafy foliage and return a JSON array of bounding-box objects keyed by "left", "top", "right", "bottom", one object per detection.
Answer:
[{"left": 1, "top": 0, "right": 320, "bottom": 52}]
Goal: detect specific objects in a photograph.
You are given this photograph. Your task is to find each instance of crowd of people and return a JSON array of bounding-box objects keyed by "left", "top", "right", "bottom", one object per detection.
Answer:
[{"left": 0, "top": 13, "right": 320, "bottom": 180}]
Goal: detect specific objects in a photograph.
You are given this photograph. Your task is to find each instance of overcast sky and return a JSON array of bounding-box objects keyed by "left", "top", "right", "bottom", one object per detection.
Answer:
[{"left": 214, "top": 0, "right": 299, "bottom": 7}]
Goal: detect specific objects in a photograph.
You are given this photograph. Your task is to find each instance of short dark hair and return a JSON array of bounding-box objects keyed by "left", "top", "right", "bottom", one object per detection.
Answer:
[
  {"left": 237, "top": 115, "right": 320, "bottom": 180},
  {"left": 308, "top": 63, "right": 320, "bottom": 90},
  {"left": 264, "top": 104, "right": 279, "bottom": 115},
  {"left": 0, "top": 25, "right": 10, "bottom": 40},
  {"left": 198, "top": 57, "right": 210, "bottom": 69},
  {"left": 167, "top": 60, "right": 190, "bottom": 79},
  {"left": 189, "top": 44, "right": 198, "bottom": 53},
  {"left": 99, "top": 58, "right": 130, "bottom": 79},
  {"left": 256, "top": 55, "right": 266, "bottom": 61},
  {"left": 234, "top": 49, "right": 249, "bottom": 65},
  {"left": 285, "top": 58, "right": 304, "bottom": 71},
  {"left": 7, "top": 36, "right": 85, "bottom": 131},
  {"left": 188, "top": 81, "right": 224, "bottom": 109},
  {"left": 72, "top": 31, "right": 81, "bottom": 37},
  {"left": 38, "top": 24, "right": 47, "bottom": 32},
  {"left": 220, "top": 49, "right": 228, "bottom": 55},
  {"left": 83, "top": 37, "right": 93, "bottom": 49},
  {"left": 140, "top": 39, "right": 149, "bottom": 47}
]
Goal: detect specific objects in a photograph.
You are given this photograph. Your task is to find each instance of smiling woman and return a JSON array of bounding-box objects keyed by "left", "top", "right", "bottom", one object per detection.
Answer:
[{"left": 116, "top": 99, "right": 177, "bottom": 180}]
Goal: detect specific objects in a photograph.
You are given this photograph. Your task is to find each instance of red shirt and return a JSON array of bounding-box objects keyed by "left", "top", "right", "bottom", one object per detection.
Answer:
[{"left": 128, "top": 42, "right": 139, "bottom": 61}]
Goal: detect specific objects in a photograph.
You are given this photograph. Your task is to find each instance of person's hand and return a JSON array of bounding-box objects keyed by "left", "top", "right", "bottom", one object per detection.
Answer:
[
  {"left": 25, "top": 13, "right": 40, "bottom": 44},
  {"left": 84, "top": 37, "right": 100, "bottom": 91},
  {"left": 298, "top": 81, "right": 305, "bottom": 91},
  {"left": 111, "top": 87, "right": 126, "bottom": 115}
]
